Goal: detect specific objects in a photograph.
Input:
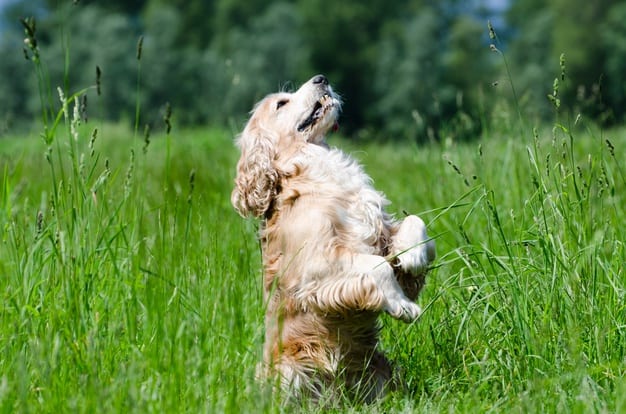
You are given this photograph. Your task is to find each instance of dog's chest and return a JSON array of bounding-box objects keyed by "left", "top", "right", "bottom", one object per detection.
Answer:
[
  {"left": 341, "top": 182, "right": 388, "bottom": 250},
  {"left": 300, "top": 147, "right": 390, "bottom": 249}
]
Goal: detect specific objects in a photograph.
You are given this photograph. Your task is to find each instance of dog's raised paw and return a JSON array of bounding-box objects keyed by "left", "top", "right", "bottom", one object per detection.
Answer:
[
  {"left": 384, "top": 299, "right": 422, "bottom": 322},
  {"left": 393, "top": 215, "right": 436, "bottom": 275}
]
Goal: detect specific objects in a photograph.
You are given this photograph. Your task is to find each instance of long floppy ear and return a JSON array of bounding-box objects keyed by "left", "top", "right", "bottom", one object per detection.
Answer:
[{"left": 231, "top": 118, "right": 279, "bottom": 218}]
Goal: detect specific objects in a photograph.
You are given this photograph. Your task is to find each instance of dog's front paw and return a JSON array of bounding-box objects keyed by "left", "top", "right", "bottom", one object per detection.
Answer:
[
  {"left": 398, "top": 238, "right": 435, "bottom": 275},
  {"left": 384, "top": 297, "right": 422, "bottom": 322},
  {"left": 371, "top": 255, "right": 423, "bottom": 322},
  {"left": 392, "top": 215, "right": 436, "bottom": 275}
]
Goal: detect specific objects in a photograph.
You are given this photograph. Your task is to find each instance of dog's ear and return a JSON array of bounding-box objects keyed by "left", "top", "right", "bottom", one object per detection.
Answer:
[{"left": 231, "top": 117, "right": 279, "bottom": 218}]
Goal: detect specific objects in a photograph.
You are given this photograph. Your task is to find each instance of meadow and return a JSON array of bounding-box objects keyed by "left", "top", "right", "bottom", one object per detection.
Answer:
[{"left": 0, "top": 93, "right": 625, "bottom": 413}]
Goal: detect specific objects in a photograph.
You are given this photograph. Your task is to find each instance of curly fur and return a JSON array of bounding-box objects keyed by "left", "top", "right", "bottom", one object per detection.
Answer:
[{"left": 231, "top": 75, "right": 436, "bottom": 401}]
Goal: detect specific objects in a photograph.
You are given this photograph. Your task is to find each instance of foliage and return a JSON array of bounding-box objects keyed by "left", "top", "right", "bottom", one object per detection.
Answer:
[
  {"left": 370, "top": 7, "right": 444, "bottom": 142},
  {"left": 505, "top": 0, "right": 625, "bottom": 126},
  {"left": 1, "top": 114, "right": 625, "bottom": 413},
  {"left": 1, "top": 4, "right": 626, "bottom": 408},
  {"left": 3, "top": 0, "right": 626, "bottom": 140},
  {"left": 0, "top": 31, "right": 30, "bottom": 134},
  {"left": 297, "top": 0, "right": 402, "bottom": 130},
  {"left": 219, "top": 2, "right": 312, "bottom": 122},
  {"left": 600, "top": 2, "right": 626, "bottom": 124}
]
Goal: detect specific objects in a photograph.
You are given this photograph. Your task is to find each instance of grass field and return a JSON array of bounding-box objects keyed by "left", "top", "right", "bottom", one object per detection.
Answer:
[{"left": 1, "top": 102, "right": 625, "bottom": 412}]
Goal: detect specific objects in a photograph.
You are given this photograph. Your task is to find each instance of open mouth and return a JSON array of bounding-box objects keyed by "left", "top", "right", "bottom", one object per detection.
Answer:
[{"left": 297, "top": 94, "right": 335, "bottom": 132}]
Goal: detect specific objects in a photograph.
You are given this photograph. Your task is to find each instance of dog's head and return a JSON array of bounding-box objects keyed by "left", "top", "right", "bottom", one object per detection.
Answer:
[
  {"left": 250, "top": 74, "right": 341, "bottom": 146},
  {"left": 231, "top": 75, "right": 342, "bottom": 217}
]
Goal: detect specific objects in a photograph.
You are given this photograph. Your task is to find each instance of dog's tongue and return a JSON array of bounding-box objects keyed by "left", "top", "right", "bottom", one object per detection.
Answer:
[{"left": 332, "top": 122, "right": 339, "bottom": 132}]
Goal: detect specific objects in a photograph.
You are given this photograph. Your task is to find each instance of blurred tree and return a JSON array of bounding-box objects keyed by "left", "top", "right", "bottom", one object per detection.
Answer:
[
  {"left": 68, "top": 6, "right": 137, "bottom": 120},
  {"left": 601, "top": 2, "right": 626, "bottom": 123},
  {"left": 0, "top": 31, "right": 31, "bottom": 134},
  {"left": 221, "top": 2, "right": 312, "bottom": 120},
  {"left": 31, "top": 4, "right": 140, "bottom": 122},
  {"left": 506, "top": 0, "right": 618, "bottom": 124},
  {"left": 0, "top": 2, "right": 141, "bottom": 124},
  {"left": 371, "top": 7, "right": 443, "bottom": 141},
  {"left": 370, "top": 4, "right": 495, "bottom": 142},
  {"left": 213, "top": 0, "right": 272, "bottom": 53},
  {"left": 2, "top": 0, "right": 47, "bottom": 32},
  {"left": 145, "top": 0, "right": 216, "bottom": 49},
  {"left": 140, "top": 4, "right": 188, "bottom": 125},
  {"left": 297, "top": 0, "right": 401, "bottom": 132},
  {"left": 47, "top": 0, "right": 147, "bottom": 14},
  {"left": 441, "top": 15, "right": 496, "bottom": 139},
  {"left": 444, "top": 17, "right": 489, "bottom": 91},
  {"left": 550, "top": 0, "right": 613, "bottom": 122},
  {"left": 141, "top": 4, "right": 227, "bottom": 126},
  {"left": 2, "top": 0, "right": 625, "bottom": 137},
  {"left": 504, "top": 1, "right": 555, "bottom": 123}
]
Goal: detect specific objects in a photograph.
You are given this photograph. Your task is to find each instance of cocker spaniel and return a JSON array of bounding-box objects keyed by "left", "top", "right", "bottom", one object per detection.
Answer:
[{"left": 231, "top": 75, "right": 436, "bottom": 401}]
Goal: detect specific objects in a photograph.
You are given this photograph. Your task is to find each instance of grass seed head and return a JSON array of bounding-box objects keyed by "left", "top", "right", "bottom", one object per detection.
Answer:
[
  {"left": 89, "top": 128, "right": 98, "bottom": 157},
  {"left": 163, "top": 102, "right": 172, "bottom": 134},
  {"left": 188, "top": 170, "right": 196, "bottom": 204},
  {"left": 605, "top": 139, "right": 615, "bottom": 157},
  {"left": 71, "top": 98, "right": 81, "bottom": 142},
  {"left": 487, "top": 20, "right": 496, "bottom": 40},
  {"left": 136, "top": 35, "right": 144, "bottom": 60},
  {"left": 143, "top": 124, "right": 151, "bottom": 154},
  {"left": 20, "top": 17, "right": 39, "bottom": 60},
  {"left": 36, "top": 210, "right": 44, "bottom": 234},
  {"left": 80, "top": 95, "right": 88, "bottom": 122},
  {"left": 96, "top": 66, "right": 102, "bottom": 96}
]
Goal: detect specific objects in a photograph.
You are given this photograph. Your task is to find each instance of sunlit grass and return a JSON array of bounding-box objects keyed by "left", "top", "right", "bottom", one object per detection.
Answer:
[
  {"left": 337, "top": 121, "right": 626, "bottom": 412},
  {"left": 1, "top": 12, "right": 625, "bottom": 413},
  {"left": 1, "top": 115, "right": 625, "bottom": 412}
]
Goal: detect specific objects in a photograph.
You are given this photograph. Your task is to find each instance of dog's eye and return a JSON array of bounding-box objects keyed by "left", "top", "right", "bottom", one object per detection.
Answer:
[{"left": 276, "top": 100, "right": 288, "bottom": 110}]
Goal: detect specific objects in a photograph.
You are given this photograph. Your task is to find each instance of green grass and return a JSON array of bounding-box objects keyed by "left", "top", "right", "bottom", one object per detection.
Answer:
[
  {"left": 6, "top": 11, "right": 625, "bottom": 412},
  {"left": 1, "top": 105, "right": 625, "bottom": 412}
]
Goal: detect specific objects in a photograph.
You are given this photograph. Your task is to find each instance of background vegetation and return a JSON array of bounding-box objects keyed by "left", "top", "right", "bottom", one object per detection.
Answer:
[
  {"left": 1, "top": 0, "right": 625, "bottom": 140},
  {"left": 0, "top": 106, "right": 625, "bottom": 413},
  {"left": 0, "top": 0, "right": 625, "bottom": 412}
]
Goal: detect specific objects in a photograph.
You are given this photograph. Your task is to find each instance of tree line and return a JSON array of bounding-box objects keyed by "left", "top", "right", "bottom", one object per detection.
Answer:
[{"left": 1, "top": 0, "right": 624, "bottom": 140}]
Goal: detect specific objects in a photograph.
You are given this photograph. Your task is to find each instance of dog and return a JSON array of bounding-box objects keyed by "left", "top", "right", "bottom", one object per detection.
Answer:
[{"left": 231, "top": 74, "right": 435, "bottom": 401}]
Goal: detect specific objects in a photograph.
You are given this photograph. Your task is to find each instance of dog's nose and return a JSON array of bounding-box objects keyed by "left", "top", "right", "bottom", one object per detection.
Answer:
[{"left": 312, "top": 74, "right": 329, "bottom": 85}]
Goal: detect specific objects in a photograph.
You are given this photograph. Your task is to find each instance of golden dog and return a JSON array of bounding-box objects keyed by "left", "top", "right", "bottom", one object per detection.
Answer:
[{"left": 231, "top": 75, "right": 435, "bottom": 400}]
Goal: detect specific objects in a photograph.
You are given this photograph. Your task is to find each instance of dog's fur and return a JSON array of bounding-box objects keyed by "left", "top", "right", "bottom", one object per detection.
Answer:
[{"left": 231, "top": 75, "right": 435, "bottom": 400}]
